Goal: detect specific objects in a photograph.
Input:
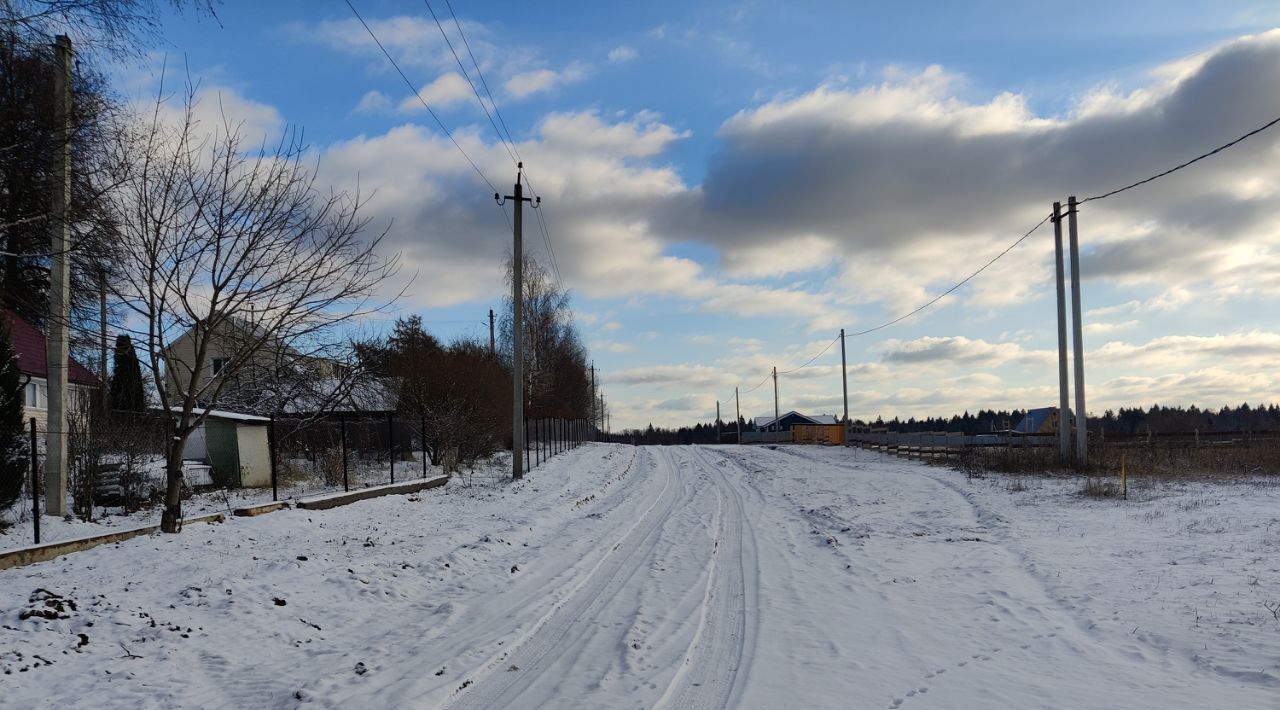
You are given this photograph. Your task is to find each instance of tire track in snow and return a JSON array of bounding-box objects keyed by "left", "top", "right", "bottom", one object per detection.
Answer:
[
  {"left": 444, "top": 447, "right": 692, "bottom": 709},
  {"left": 654, "top": 446, "right": 757, "bottom": 710}
]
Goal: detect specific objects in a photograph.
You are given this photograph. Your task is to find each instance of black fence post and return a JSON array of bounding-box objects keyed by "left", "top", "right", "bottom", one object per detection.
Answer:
[
  {"left": 340, "top": 412, "right": 349, "bottom": 492},
  {"left": 421, "top": 415, "right": 427, "bottom": 479},
  {"left": 387, "top": 411, "right": 395, "bottom": 485},
  {"left": 269, "top": 413, "right": 278, "bottom": 502},
  {"left": 30, "top": 418, "right": 39, "bottom": 545}
]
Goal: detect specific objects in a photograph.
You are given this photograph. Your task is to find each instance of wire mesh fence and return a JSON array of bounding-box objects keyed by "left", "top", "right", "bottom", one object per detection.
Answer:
[
  {"left": 4, "top": 412, "right": 172, "bottom": 546},
  {"left": 271, "top": 412, "right": 433, "bottom": 497},
  {"left": 522, "top": 417, "right": 591, "bottom": 472},
  {"left": 3, "top": 410, "right": 599, "bottom": 549}
]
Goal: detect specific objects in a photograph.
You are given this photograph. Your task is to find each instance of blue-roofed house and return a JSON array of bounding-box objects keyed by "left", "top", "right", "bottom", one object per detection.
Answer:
[{"left": 1013, "top": 407, "right": 1062, "bottom": 434}]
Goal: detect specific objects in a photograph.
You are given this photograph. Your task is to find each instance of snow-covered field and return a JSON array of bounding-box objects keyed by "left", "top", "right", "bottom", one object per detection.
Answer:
[{"left": 2, "top": 443, "right": 1278, "bottom": 709}]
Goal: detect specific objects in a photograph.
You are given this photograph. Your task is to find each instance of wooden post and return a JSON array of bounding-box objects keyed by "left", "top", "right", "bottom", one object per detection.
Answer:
[{"left": 840, "top": 329, "right": 848, "bottom": 424}]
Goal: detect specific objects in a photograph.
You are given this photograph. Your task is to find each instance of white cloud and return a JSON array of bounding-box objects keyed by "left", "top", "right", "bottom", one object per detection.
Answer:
[
  {"left": 354, "top": 90, "right": 392, "bottom": 114},
  {"left": 504, "top": 61, "right": 590, "bottom": 99},
  {"left": 608, "top": 46, "right": 637, "bottom": 63},
  {"left": 398, "top": 72, "right": 473, "bottom": 113}
]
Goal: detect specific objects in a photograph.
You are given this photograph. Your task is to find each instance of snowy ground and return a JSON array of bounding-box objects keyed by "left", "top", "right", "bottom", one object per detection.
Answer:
[
  {"left": 0, "top": 457, "right": 465, "bottom": 552},
  {"left": 1, "top": 443, "right": 1278, "bottom": 709}
]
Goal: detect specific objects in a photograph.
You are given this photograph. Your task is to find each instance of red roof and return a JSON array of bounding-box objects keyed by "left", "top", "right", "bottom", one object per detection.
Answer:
[{"left": 4, "top": 308, "right": 101, "bottom": 386}]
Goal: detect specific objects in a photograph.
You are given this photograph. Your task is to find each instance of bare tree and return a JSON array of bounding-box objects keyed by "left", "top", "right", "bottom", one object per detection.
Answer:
[
  {"left": 108, "top": 89, "right": 396, "bottom": 532},
  {"left": 499, "top": 254, "right": 590, "bottom": 419},
  {"left": 358, "top": 318, "right": 508, "bottom": 472}
]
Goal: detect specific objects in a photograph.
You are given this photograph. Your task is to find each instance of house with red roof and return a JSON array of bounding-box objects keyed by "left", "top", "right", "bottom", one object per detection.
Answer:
[{"left": 4, "top": 308, "right": 101, "bottom": 430}]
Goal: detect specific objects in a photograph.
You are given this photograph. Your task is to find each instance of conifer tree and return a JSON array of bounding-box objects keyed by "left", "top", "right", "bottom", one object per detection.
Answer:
[{"left": 0, "top": 317, "right": 27, "bottom": 511}]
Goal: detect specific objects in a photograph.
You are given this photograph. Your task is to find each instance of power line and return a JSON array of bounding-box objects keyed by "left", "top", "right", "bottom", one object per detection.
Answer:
[
  {"left": 342, "top": 0, "right": 501, "bottom": 197},
  {"left": 443, "top": 0, "right": 523, "bottom": 159},
  {"left": 519, "top": 168, "right": 564, "bottom": 290},
  {"left": 741, "top": 370, "right": 772, "bottom": 395},
  {"left": 719, "top": 212, "right": 1052, "bottom": 404},
  {"left": 421, "top": 0, "right": 519, "bottom": 166},
  {"left": 845, "top": 212, "right": 1052, "bottom": 338},
  {"left": 711, "top": 110, "right": 1280, "bottom": 407},
  {"left": 1079, "top": 113, "right": 1280, "bottom": 204},
  {"left": 777, "top": 334, "right": 841, "bottom": 375}
]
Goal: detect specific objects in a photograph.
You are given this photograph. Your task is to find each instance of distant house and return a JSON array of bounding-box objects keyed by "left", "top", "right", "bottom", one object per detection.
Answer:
[
  {"left": 1013, "top": 407, "right": 1062, "bottom": 434},
  {"left": 753, "top": 411, "right": 839, "bottom": 433},
  {"left": 5, "top": 308, "right": 100, "bottom": 429},
  {"left": 162, "top": 316, "right": 361, "bottom": 415}
]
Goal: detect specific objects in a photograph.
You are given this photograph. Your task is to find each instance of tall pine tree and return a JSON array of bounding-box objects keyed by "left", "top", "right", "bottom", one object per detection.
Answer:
[
  {"left": 109, "top": 335, "right": 145, "bottom": 412},
  {"left": 0, "top": 316, "right": 26, "bottom": 512}
]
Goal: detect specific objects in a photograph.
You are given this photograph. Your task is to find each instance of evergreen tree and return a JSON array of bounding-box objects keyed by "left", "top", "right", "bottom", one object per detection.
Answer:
[
  {"left": 109, "top": 334, "right": 145, "bottom": 412},
  {"left": 0, "top": 317, "right": 26, "bottom": 511}
]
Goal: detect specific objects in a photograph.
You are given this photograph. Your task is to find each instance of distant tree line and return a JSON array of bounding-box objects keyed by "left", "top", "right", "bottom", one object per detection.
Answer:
[
  {"left": 612, "top": 419, "right": 748, "bottom": 445},
  {"left": 858, "top": 403, "right": 1280, "bottom": 435}
]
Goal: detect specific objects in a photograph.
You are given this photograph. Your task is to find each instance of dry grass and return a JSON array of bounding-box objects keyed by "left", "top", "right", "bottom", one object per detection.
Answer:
[{"left": 949, "top": 436, "right": 1280, "bottom": 481}]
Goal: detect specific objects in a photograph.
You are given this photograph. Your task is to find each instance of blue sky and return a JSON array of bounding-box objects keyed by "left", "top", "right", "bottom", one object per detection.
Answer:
[{"left": 135, "top": 1, "right": 1280, "bottom": 429}]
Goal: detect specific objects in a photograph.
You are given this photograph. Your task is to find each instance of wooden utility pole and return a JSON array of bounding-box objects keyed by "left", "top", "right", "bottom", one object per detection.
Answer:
[
  {"left": 1052, "top": 201, "right": 1071, "bottom": 466},
  {"left": 735, "top": 386, "right": 741, "bottom": 445},
  {"left": 589, "top": 362, "right": 597, "bottom": 437},
  {"left": 772, "top": 366, "right": 779, "bottom": 431},
  {"left": 840, "top": 328, "right": 848, "bottom": 424},
  {"left": 497, "top": 164, "right": 539, "bottom": 479},
  {"left": 1067, "top": 195, "right": 1088, "bottom": 467},
  {"left": 716, "top": 400, "right": 721, "bottom": 443},
  {"left": 44, "top": 35, "right": 72, "bottom": 516},
  {"left": 488, "top": 308, "right": 495, "bottom": 355}
]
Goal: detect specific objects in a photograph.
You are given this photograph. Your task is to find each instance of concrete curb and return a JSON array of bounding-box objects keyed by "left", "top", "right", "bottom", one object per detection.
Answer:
[
  {"left": 0, "top": 513, "right": 226, "bottom": 571},
  {"left": 296, "top": 476, "right": 449, "bottom": 511},
  {"left": 233, "top": 501, "right": 290, "bottom": 517}
]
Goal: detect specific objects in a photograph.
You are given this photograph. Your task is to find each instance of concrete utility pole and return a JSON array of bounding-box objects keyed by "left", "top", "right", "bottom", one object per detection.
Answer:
[
  {"left": 772, "top": 366, "right": 779, "bottom": 431},
  {"left": 589, "top": 362, "right": 597, "bottom": 437},
  {"left": 488, "top": 308, "right": 495, "bottom": 355},
  {"left": 840, "top": 328, "right": 848, "bottom": 423},
  {"left": 1067, "top": 195, "right": 1088, "bottom": 467},
  {"left": 45, "top": 35, "right": 72, "bottom": 516},
  {"left": 1052, "top": 201, "right": 1071, "bottom": 466},
  {"left": 735, "top": 386, "right": 741, "bottom": 445},
  {"left": 496, "top": 163, "right": 539, "bottom": 479}
]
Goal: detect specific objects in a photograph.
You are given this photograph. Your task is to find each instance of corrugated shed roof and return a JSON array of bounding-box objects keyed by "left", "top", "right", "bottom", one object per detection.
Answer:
[{"left": 3, "top": 308, "right": 101, "bottom": 386}]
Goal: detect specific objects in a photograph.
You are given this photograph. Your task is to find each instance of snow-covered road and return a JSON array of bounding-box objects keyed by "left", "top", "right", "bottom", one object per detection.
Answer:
[{"left": 3, "top": 444, "right": 1278, "bottom": 709}]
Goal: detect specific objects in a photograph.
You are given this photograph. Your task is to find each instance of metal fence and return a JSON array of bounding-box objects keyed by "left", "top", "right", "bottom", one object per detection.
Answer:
[
  {"left": 270, "top": 412, "right": 443, "bottom": 500},
  {"left": 8, "top": 413, "right": 174, "bottom": 545},
  {"left": 522, "top": 417, "right": 592, "bottom": 472}
]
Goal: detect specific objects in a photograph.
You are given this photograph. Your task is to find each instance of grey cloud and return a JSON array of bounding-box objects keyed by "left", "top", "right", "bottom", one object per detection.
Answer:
[{"left": 667, "top": 31, "right": 1280, "bottom": 290}]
